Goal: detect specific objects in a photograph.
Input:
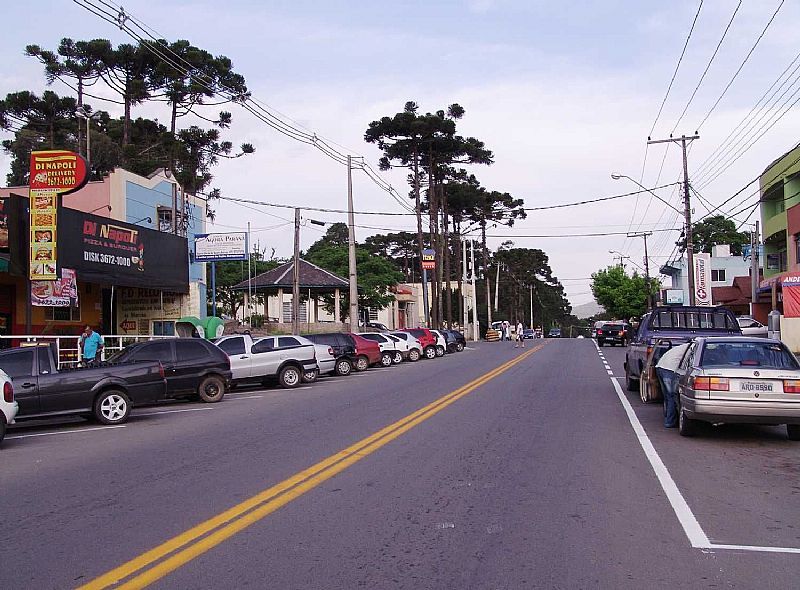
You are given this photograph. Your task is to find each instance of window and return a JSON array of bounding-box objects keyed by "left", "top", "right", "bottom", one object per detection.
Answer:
[
  {"left": 153, "top": 321, "right": 175, "bottom": 336},
  {"left": 360, "top": 333, "right": 383, "bottom": 343},
  {"left": 252, "top": 338, "right": 275, "bottom": 354},
  {"left": 367, "top": 308, "right": 379, "bottom": 321},
  {"left": 711, "top": 269, "right": 726, "bottom": 282},
  {"left": 45, "top": 305, "right": 80, "bottom": 322},
  {"left": 282, "top": 302, "right": 308, "bottom": 323},
  {"left": 157, "top": 206, "right": 174, "bottom": 233},
  {"left": 217, "top": 337, "right": 246, "bottom": 355},
  {"left": 176, "top": 341, "right": 210, "bottom": 362},
  {"left": 392, "top": 332, "right": 408, "bottom": 340},
  {"left": 38, "top": 350, "right": 51, "bottom": 374},
  {"left": 0, "top": 350, "right": 35, "bottom": 379},
  {"left": 277, "top": 337, "right": 301, "bottom": 348},
  {"left": 679, "top": 343, "right": 695, "bottom": 372},
  {"left": 131, "top": 341, "right": 173, "bottom": 363}
]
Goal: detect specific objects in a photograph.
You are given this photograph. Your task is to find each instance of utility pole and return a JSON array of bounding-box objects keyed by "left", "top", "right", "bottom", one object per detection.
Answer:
[
  {"left": 462, "top": 238, "right": 468, "bottom": 335},
  {"left": 470, "top": 240, "right": 479, "bottom": 341},
  {"left": 529, "top": 285, "right": 534, "bottom": 329},
  {"left": 628, "top": 231, "right": 653, "bottom": 309},
  {"left": 247, "top": 221, "right": 252, "bottom": 326},
  {"left": 494, "top": 262, "right": 500, "bottom": 312},
  {"left": 346, "top": 156, "right": 359, "bottom": 332},
  {"left": 292, "top": 208, "right": 301, "bottom": 335},
  {"left": 750, "top": 220, "right": 759, "bottom": 315},
  {"left": 648, "top": 134, "right": 700, "bottom": 304}
]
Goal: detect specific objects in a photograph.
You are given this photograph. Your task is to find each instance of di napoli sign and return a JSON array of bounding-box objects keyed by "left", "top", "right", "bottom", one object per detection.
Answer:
[{"left": 28, "top": 150, "right": 90, "bottom": 280}]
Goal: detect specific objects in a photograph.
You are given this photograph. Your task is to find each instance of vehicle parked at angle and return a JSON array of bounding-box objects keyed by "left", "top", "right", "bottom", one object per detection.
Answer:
[
  {"left": 672, "top": 337, "right": 800, "bottom": 440},
  {"left": 0, "top": 343, "right": 166, "bottom": 425},
  {"left": 429, "top": 330, "right": 448, "bottom": 356},
  {"left": 595, "top": 321, "right": 630, "bottom": 347},
  {"left": 522, "top": 328, "right": 535, "bottom": 340},
  {"left": 113, "top": 338, "right": 230, "bottom": 403},
  {"left": 215, "top": 334, "right": 317, "bottom": 388},
  {"left": 305, "top": 333, "right": 358, "bottom": 376},
  {"left": 0, "top": 368, "right": 19, "bottom": 445},
  {"left": 737, "top": 316, "right": 768, "bottom": 337},
  {"left": 357, "top": 332, "right": 400, "bottom": 366},
  {"left": 387, "top": 332, "right": 423, "bottom": 362},
  {"left": 366, "top": 321, "right": 390, "bottom": 331},
  {"left": 445, "top": 329, "right": 467, "bottom": 351},
  {"left": 402, "top": 328, "right": 438, "bottom": 359},
  {"left": 302, "top": 340, "right": 338, "bottom": 378},
  {"left": 547, "top": 328, "right": 562, "bottom": 338},
  {"left": 349, "top": 333, "right": 382, "bottom": 370},
  {"left": 624, "top": 306, "right": 741, "bottom": 392}
]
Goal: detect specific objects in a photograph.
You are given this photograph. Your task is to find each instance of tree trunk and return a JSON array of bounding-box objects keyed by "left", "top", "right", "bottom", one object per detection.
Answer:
[
  {"left": 123, "top": 74, "right": 131, "bottom": 147},
  {"left": 171, "top": 99, "right": 178, "bottom": 135},
  {"left": 427, "top": 150, "right": 440, "bottom": 328},
  {"left": 412, "top": 149, "right": 426, "bottom": 325},
  {"left": 77, "top": 77, "right": 84, "bottom": 157}
]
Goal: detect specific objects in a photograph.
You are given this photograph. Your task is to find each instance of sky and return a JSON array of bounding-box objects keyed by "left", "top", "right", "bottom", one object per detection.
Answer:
[{"left": 2, "top": 0, "right": 800, "bottom": 308}]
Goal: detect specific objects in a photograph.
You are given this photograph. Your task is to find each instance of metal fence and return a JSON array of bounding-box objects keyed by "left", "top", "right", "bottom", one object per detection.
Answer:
[{"left": 0, "top": 334, "right": 174, "bottom": 369}]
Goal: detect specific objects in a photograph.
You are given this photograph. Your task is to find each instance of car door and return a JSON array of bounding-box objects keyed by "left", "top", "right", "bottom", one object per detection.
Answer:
[
  {"left": 36, "top": 346, "right": 89, "bottom": 414},
  {"left": 172, "top": 340, "right": 215, "bottom": 394},
  {"left": 0, "top": 348, "right": 38, "bottom": 414},
  {"left": 250, "top": 337, "right": 283, "bottom": 379},
  {"left": 676, "top": 342, "right": 698, "bottom": 400},
  {"left": 131, "top": 340, "right": 176, "bottom": 392},
  {"left": 217, "top": 336, "right": 251, "bottom": 380}
]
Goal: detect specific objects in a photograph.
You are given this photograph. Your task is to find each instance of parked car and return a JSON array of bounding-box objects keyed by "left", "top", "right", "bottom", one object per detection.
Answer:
[
  {"left": 357, "top": 332, "right": 399, "bottom": 366},
  {"left": 348, "top": 333, "right": 382, "bottom": 370},
  {"left": 0, "top": 343, "right": 167, "bottom": 425},
  {"left": 387, "top": 332, "right": 423, "bottom": 362},
  {"left": 402, "top": 328, "right": 438, "bottom": 359},
  {"left": 0, "top": 368, "right": 19, "bottom": 445},
  {"left": 445, "top": 329, "right": 467, "bottom": 351},
  {"left": 737, "top": 316, "right": 768, "bottom": 337},
  {"left": 547, "top": 328, "right": 562, "bottom": 338},
  {"left": 304, "top": 333, "right": 357, "bottom": 376},
  {"left": 429, "top": 330, "right": 448, "bottom": 356},
  {"left": 595, "top": 321, "right": 630, "bottom": 347},
  {"left": 113, "top": 338, "right": 230, "bottom": 403},
  {"left": 366, "top": 321, "right": 390, "bottom": 331},
  {"left": 215, "top": 334, "right": 317, "bottom": 388},
  {"left": 624, "top": 306, "right": 741, "bottom": 392},
  {"left": 673, "top": 337, "right": 800, "bottom": 440}
]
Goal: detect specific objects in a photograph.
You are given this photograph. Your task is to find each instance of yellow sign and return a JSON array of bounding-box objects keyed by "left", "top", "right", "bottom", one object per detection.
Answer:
[{"left": 29, "top": 189, "right": 58, "bottom": 280}]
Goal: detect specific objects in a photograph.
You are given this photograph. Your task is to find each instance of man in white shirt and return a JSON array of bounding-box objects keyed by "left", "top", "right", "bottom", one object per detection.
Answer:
[
  {"left": 514, "top": 320, "right": 525, "bottom": 348},
  {"left": 655, "top": 342, "right": 690, "bottom": 428}
]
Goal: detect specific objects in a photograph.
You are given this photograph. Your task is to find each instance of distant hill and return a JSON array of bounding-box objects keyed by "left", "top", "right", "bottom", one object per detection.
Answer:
[{"left": 572, "top": 300, "right": 603, "bottom": 319}]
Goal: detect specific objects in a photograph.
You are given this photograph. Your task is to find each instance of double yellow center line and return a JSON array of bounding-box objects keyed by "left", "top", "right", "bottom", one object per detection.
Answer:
[{"left": 80, "top": 345, "right": 541, "bottom": 589}]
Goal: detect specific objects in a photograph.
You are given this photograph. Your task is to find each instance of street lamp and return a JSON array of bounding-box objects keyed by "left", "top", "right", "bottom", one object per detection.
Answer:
[
  {"left": 610, "top": 173, "right": 682, "bottom": 214},
  {"left": 608, "top": 250, "right": 630, "bottom": 268},
  {"left": 75, "top": 106, "right": 102, "bottom": 168}
]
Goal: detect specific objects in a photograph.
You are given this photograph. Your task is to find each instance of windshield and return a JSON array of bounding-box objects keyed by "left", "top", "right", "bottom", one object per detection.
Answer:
[
  {"left": 700, "top": 341, "right": 799, "bottom": 369},
  {"left": 651, "top": 309, "right": 737, "bottom": 330}
]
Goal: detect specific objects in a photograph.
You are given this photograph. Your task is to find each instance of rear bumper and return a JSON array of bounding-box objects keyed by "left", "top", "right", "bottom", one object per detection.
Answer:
[{"left": 681, "top": 395, "right": 800, "bottom": 424}]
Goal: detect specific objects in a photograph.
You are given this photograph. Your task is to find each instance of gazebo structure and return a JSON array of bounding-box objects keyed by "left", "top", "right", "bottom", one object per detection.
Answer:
[{"left": 231, "top": 258, "right": 350, "bottom": 326}]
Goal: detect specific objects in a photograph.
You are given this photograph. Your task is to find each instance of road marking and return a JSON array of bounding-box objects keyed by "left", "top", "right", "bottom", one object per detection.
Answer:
[
  {"left": 6, "top": 425, "right": 126, "bottom": 440},
  {"left": 77, "top": 347, "right": 541, "bottom": 590},
  {"left": 707, "top": 543, "right": 800, "bottom": 554},
  {"left": 135, "top": 408, "right": 214, "bottom": 417},
  {"left": 226, "top": 395, "right": 263, "bottom": 400}
]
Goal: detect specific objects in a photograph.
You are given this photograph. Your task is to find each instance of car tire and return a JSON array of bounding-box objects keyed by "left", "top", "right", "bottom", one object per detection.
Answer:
[
  {"left": 93, "top": 389, "right": 131, "bottom": 425},
  {"left": 392, "top": 351, "right": 403, "bottom": 364},
  {"left": 625, "top": 362, "right": 638, "bottom": 392},
  {"left": 355, "top": 355, "right": 369, "bottom": 372},
  {"left": 198, "top": 375, "right": 226, "bottom": 402},
  {"left": 334, "top": 358, "right": 352, "bottom": 376},
  {"left": 424, "top": 346, "right": 437, "bottom": 360},
  {"left": 678, "top": 408, "right": 699, "bottom": 437},
  {"left": 0, "top": 415, "right": 7, "bottom": 445},
  {"left": 787, "top": 424, "right": 800, "bottom": 441},
  {"left": 408, "top": 349, "right": 421, "bottom": 362},
  {"left": 456, "top": 342, "right": 464, "bottom": 352},
  {"left": 380, "top": 352, "right": 393, "bottom": 367},
  {"left": 302, "top": 368, "right": 319, "bottom": 384},
  {"left": 435, "top": 346, "right": 445, "bottom": 357},
  {"left": 278, "top": 365, "right": 302, "bottom": 389}
]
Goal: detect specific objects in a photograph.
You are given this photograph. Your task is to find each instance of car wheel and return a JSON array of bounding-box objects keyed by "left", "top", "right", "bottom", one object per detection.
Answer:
[
  {"left": 380, "top": 352, "right": 393, "bottom": 367},
  {"left": 787, "top": 424, "right": 800, "bottom": 441},
  {"left": 625, "top": 362, "right": 638, "bottom": 392},
  {"left": 678, "top": 408, "right": 699, "bottom": 437},
  {"left": 408, "top": 349, "right": 421, "bottom": 362},
  {"left": 335, "top": 358, "right": 352, "bottom": 376},
  {"left": 198, "top": 375, "right": 226, "bottom": 403},
  {"left": 278, "top": 365, "right": 302, "bottom": 388},
  {"left": 354, "top": 355, "right": 369, "bottom": 371},
  {"left": 392, "top": 351, "right": 403, "bottom": 364},
  {"left": 435, "top": 346, "right": 445, "bottom": 357},
  {"left": 301, "top": 368, "right": 319, "bottom": 384},
  {"left": 0, "top": 415, "right": 7, "bottom": 445},
  {"left": 640, "top": 375, "right": 653, "bottom": 404},
  {"left": 424, "top": 346, "right": 437, "bottom": 360},
  {"left": 93, "top": 389, "right": 131, "bottom": 425},
  {"left": 456, "top": 342, "right": 464, "bottom": 352}
]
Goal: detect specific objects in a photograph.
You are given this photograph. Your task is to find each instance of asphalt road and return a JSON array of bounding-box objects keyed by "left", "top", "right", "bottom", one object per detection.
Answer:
[{"left": 2, "top": 338, "right": 800, "bottom": 589}]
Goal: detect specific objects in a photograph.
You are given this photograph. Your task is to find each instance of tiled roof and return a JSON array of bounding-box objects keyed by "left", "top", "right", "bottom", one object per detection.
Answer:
[{"left": 232, "top": 258, "right": 349, "bottom": 291}]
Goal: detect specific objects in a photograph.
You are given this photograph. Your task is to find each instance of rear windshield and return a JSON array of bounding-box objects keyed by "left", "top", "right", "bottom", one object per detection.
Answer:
[
  {"left": 408, "top": 329, "right": 426, "bottom": 338},
  {"left": 700, "top": 342, "right": 799, "bottom": 369},
  {"left": 650, "top": 309, "right": 737, "bottom": 331}
]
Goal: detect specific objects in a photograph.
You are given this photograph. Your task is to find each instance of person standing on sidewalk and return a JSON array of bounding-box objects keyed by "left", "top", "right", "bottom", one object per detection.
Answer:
[
  {"left": 79, "top": 324, "right": 104, "bottom": 367},
  {"left": 655, "top": 342, "right": 690, "bottom": 428}
]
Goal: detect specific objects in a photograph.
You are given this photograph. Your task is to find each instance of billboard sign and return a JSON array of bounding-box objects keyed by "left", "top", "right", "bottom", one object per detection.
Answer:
[
  {"left": 31, "top": 268, "right": 78, "bottom": 307},
  {"left": 194, "top": 232, "right": 248, "bottom": 261},
  {"left": 665, "top": 289, "right": 684, "bottom": 305},
  {"left": 29, "top": 150, "right": 89, "bottom": 195},
  {"left": 421, "top": 248, "right": 436, "bottom": 270},
  {"left": 693, "top": 253, "right": 713, "bottom": 306}
]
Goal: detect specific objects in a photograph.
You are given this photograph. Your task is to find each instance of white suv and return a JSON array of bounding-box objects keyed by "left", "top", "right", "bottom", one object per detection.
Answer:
[{"left": 0, "top": 368, "right": 19, "bottom": 446}]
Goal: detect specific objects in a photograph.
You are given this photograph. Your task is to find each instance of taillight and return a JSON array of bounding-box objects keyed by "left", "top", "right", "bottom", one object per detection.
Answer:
[
  {"left": 693, "top": 377, "right": 729, "bottom": 391},
  {"left": 3, "top": 381, "right": 13, "bottom": 403},
  {"left": 597, "top": 330, "right": 603, "bottom": 335},
  {"left": 620, "top": 330, "right": 626, "bottom": 336},
  {"left": 784, "top": 380, "right": 800, "bottom": 393}
]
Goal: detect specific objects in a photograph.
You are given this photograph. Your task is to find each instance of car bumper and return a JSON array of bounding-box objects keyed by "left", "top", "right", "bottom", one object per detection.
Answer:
[
  {"left": 681, "top": 395, "right": 800, "bottom": 424},
  {"left": 1, "top": 401, "right": 19, "bottom": 424}
]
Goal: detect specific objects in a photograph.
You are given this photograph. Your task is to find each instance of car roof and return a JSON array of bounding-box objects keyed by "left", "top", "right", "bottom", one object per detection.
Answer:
[{"left": 696, "top": 336, "right": 783, "bottom": 345}]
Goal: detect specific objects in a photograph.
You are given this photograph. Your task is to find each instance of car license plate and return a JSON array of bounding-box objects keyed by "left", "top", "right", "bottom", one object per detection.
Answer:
[{"left": 739, "top": 381, "right": 774, "bottom": 393}]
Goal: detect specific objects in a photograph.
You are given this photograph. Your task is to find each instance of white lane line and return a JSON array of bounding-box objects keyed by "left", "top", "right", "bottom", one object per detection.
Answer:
[
  {"left": 708, "top": 543, "right": 800, "bottom": 554},
  {"left": 227, "top": 395, "right": 263, "bottom": 400},
  {"left": 7, "top": 425, "right": 126, "bottom": 440},
  {"left": 606, "top": 370, "right": 614, "bottom": 375},
  {"left": 136, "top": 407, "right": 214, "bottom": 416}
]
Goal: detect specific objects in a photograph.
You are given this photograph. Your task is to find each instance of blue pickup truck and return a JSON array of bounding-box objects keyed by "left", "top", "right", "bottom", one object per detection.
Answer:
[{"left": 624, "top": 306, "right": 741, "bottom": 391}]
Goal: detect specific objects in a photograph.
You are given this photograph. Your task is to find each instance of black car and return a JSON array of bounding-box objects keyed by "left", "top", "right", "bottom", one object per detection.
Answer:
[
  {"left": 444, "top": 330, "right": 466, "bottom": 352},
  {"left": 114, "top": 338, "right": 231, "bottom": 403},
  {"left": 305, "top": 332, "right": 359, "bottom": 375},
  {"left": 595, "top": 322, "right": 630, "bottom": 347}
]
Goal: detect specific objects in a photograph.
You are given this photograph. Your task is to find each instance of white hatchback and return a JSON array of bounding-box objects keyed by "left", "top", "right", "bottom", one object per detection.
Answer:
[{"left": 0, "top": 368, "right": 19, "bottom": 446}]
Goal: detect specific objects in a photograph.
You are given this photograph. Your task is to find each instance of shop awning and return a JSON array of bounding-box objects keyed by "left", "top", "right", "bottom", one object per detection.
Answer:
[{"left": 759, "top": 271, "right": 800, "bottom": 293}]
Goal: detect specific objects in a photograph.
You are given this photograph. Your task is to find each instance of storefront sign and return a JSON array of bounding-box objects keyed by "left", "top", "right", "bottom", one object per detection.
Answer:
[
  {"left": 31, "top": 268, "right": 78, "bottom": 307},
  {"left": 693, "top": 253, "right": 713, "bottom": 307},
  {"left": 665, "top": 289, "right": 684, "bottom": 304},
  {"left": 29, "top": 150, "right": 89, "bottom": 195},
  {"left": 421, "top": 248, "right": 436, "bottom": 270},
  {"left": 58, "top": 208, "right": 189, "bottom": 293},
  {"left": 117, "top": 288, "right": 182, "bottom": 334},
  {"left": 0, "top": 197, "right": 8, "bottom": 253},
  {"left": 781, "top": 274, "right": 800, "bottom": 318},
  {"left": 194, "top": 232, "right": 248, "bottom": 261}
]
